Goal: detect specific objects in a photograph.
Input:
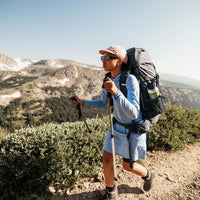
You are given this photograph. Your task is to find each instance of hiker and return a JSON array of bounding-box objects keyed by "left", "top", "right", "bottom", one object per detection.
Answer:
[{"left": 71, "top": 45, "right": 155, "bottom": 199}]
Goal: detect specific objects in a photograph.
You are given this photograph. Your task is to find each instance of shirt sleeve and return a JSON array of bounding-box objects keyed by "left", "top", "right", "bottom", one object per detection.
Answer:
[
  {"left": 84, "top": 88, "right": 108, "bottom": 107},
  {"left": 113, "top": 74, "right": 140, "bottom": 120}
]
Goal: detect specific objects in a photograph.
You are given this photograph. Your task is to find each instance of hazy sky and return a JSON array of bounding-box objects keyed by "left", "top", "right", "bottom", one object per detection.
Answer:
[{"left": 1, "top": 0, "right": 200, "bottom": 80}]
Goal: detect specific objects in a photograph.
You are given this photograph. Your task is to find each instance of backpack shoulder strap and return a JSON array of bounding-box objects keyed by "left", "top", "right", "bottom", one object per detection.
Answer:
[
  {"left": 120, "top": 47, "right": 138, "bottom": 97},
  {"left": 120, "top": 70, "right": 129, "bottom": 97},
  {"left": 102, "top": 72, "right": 111, "bottom": 88}
]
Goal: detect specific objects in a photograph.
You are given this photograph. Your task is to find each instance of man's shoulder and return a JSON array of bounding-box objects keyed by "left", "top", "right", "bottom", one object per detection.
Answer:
[{"left": 126, "top": 73, "right": 137, "bottom": 82}]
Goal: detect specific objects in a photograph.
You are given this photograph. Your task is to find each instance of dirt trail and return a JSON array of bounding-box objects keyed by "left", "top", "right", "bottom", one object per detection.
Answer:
[{"left": 47, "top": 142, "right": 200, "bottom": 200}]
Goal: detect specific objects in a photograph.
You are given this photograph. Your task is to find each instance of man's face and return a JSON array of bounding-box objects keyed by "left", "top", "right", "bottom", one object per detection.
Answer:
[{"left": 101, "top": 53, "right": 120, "bottom": 72}]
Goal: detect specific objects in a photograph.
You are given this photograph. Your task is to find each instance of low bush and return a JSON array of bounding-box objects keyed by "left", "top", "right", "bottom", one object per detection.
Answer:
[
  {"left": 148, "top": 103, "right": 200, "bottom": 151},
  {"left": 0, "top": 118, "right": 108, "bottom": 199}
]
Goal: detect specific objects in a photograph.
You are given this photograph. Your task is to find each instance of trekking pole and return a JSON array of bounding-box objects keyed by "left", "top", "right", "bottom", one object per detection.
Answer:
[
  {"left": 107, "top": 93, "right": 118, "bottom": 199},
  {"left": 70, "top": 97, "right": 103, "bottom": 159},
  {"left": 81, "top": 114, "right": 103, "bottom": 158}
]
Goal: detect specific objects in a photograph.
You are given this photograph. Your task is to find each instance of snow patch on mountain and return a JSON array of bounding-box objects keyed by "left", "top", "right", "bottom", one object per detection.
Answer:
[
  {"left": 0, "top": 63, "right": 11, "bottom": 71},
  {"left": 92, "top": 66, "right": 103, "bottom": 70},
  {"left": 13, "top": 58, "right": 33, "bottom": 71},
  {"left": 82, "top": 64, "right": 102, "bottom": 71},
  {"left": 59, "top": 78, "right": 69, "bottom": 85},
  {"left": 50, "top": 60, "right": 64, "bottom": 68},
  {"left": 82, "top": 64, "right": 88, "bottom": 68},
  {"left": 0, "top": 92, "right": 21, "bottom": 100},
  {"left": 0, "top": 52, "right": 39, "bottom": 71},
  {"left": 56, "top": 64, "right": 64, "bottom": 68}
]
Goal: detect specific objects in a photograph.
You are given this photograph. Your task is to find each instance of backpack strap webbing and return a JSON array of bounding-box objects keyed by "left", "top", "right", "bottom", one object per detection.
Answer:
[{"left": 120, "top": 70, "right": 129, "bottom": 98}]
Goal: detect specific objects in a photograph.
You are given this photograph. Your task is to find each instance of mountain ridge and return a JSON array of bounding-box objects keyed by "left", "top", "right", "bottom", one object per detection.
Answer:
[
  {"left": 1, "top": 51, "right": 200, "bottom": 85},
  {"left": 160, "top": 73, "right": 200, "bottom": 90},
  {"left": 0, "top": 52, "right": 102, "bottom": 72},
  {"left": 0, "top": 51, "right": 199, "bottom": 109}
]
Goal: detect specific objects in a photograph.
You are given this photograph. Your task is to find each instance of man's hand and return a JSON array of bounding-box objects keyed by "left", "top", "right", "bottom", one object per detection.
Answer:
[
  {"left": 70, "top": 96, "right": 85, "bottom": 107},
  {"left": 104, "top": 77, "right": 118, "bottom": 95}
]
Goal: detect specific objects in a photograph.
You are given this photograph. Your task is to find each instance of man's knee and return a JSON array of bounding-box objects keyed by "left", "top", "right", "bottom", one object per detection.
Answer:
[{"left": 123, "top": 158, "right": 135, "bottom": 171}]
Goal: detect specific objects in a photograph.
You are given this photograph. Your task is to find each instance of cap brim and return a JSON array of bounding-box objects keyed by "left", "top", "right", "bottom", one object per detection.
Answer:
[{"left": 99, "top": 49, "right": 116, "bottom": 56}]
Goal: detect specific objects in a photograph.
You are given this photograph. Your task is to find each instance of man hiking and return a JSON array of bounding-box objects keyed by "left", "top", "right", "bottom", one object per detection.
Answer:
[{"left": 71, "top": 45, "right": 155, "bottom": 199}]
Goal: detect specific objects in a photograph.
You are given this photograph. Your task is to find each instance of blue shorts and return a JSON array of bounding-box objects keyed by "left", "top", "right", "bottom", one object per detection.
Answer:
[{"left": 103, "top": 125, "right": 147, "bottom": 161}]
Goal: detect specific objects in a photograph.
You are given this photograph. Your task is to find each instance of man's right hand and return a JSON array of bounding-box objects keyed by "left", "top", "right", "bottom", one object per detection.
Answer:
[{"left": 70, "top": 96, "right": 85, "bottom": 107}]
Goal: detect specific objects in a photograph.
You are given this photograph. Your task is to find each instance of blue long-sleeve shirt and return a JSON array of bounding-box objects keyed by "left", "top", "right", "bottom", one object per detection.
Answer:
[
  {"left": 84, "top": 73, "right": 142, "bottom": 127},
  {"left": 85, "top": 73, "right": 146, "bottom": 160}
]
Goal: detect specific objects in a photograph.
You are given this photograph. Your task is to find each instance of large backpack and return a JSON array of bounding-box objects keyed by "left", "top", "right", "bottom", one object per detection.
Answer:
[
  {"left": 104, "top": 47, "right": 164, "bottom": 133},
  {"left": 120, "top": 48, "right": 164, "bottom": 132},
  {"left": 120, "top": 47, "right": 165, "bottom": 131}
]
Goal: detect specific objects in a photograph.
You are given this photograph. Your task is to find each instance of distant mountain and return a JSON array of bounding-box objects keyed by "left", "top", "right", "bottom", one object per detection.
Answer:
[
  {"left": 0, "top": 52, "right": 105, "bottom": 107},
  {"left": 160, "top": 73, "right": 200, "bottom": 90},
  {"left": 0, "top": 52, "right": 38, "bottom": 71},
  {"left": 161, "top": 86, "right": 200, "bottom": 109},
  {"left": 0, "top": 52, "right": 102, "bottom": 73}
]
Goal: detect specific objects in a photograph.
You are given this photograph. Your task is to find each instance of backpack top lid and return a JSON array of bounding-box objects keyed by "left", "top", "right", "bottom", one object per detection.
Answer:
[{"left": 126, "top": 48, "right": 157, "bottom": 82}]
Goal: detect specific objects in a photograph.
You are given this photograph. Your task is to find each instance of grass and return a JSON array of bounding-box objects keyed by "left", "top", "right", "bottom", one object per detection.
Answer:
[
  {"left": 178, "top": 196, "right": 186, "bottom": 200},
  {"left": 0, "top": 129, "right": 7, "bottom": 141}
]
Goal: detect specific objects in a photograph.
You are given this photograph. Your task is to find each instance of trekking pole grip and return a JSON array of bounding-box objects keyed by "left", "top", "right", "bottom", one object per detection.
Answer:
[{"left": 70, "top": 96, "right": 80, "bottom": 108}]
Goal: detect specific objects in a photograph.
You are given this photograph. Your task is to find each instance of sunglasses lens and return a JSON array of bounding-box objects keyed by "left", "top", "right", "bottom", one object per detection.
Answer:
[
  {"left": 101, "top": 55, "right": 108, "bottom": 61},
  {"left": 101, "top": 56, "right": 105, "bottom": 61},
  {"left": 101, "top": 55, "right": 119, "bottom": 61}
]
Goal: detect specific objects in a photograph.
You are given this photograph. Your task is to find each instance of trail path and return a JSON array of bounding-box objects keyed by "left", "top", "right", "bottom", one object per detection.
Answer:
[{"left": 49, "top": 142, "right": 200, "bottom": 200}]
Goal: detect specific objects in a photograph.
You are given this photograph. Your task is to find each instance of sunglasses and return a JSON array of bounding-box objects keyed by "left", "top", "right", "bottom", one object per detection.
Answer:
[{"left": 101, "top": 55, "right": 119, "bottom": 61}]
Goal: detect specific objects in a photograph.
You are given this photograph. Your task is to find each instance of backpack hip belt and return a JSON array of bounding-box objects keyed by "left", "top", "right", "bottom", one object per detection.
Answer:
[{"left": 113, "top": 117, "right": 147, "bottom": 134}]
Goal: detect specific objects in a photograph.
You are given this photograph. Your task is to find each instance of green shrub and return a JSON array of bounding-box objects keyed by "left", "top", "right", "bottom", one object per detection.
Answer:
[
  {"left": 0, "top": 129, "right": 7, "bottom": 141},
  {"left": 0, "top": 118, "right": 108, "bottom": 199},
  {"left": 148, "top": 103, "right": 200, "bottom": 151},
  {"left": 0, "top": 75, "right": 37, "bottom": 89}
]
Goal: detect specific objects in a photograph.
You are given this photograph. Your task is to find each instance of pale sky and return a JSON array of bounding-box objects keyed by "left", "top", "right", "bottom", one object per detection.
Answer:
[{"left": 0, "top": 0, "right": 200, "bottom": 80}]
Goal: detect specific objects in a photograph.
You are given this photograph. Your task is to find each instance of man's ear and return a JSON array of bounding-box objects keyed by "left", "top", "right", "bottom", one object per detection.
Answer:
[{"left": 117, "top": 59, "right": 123, "bottom": 66}]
